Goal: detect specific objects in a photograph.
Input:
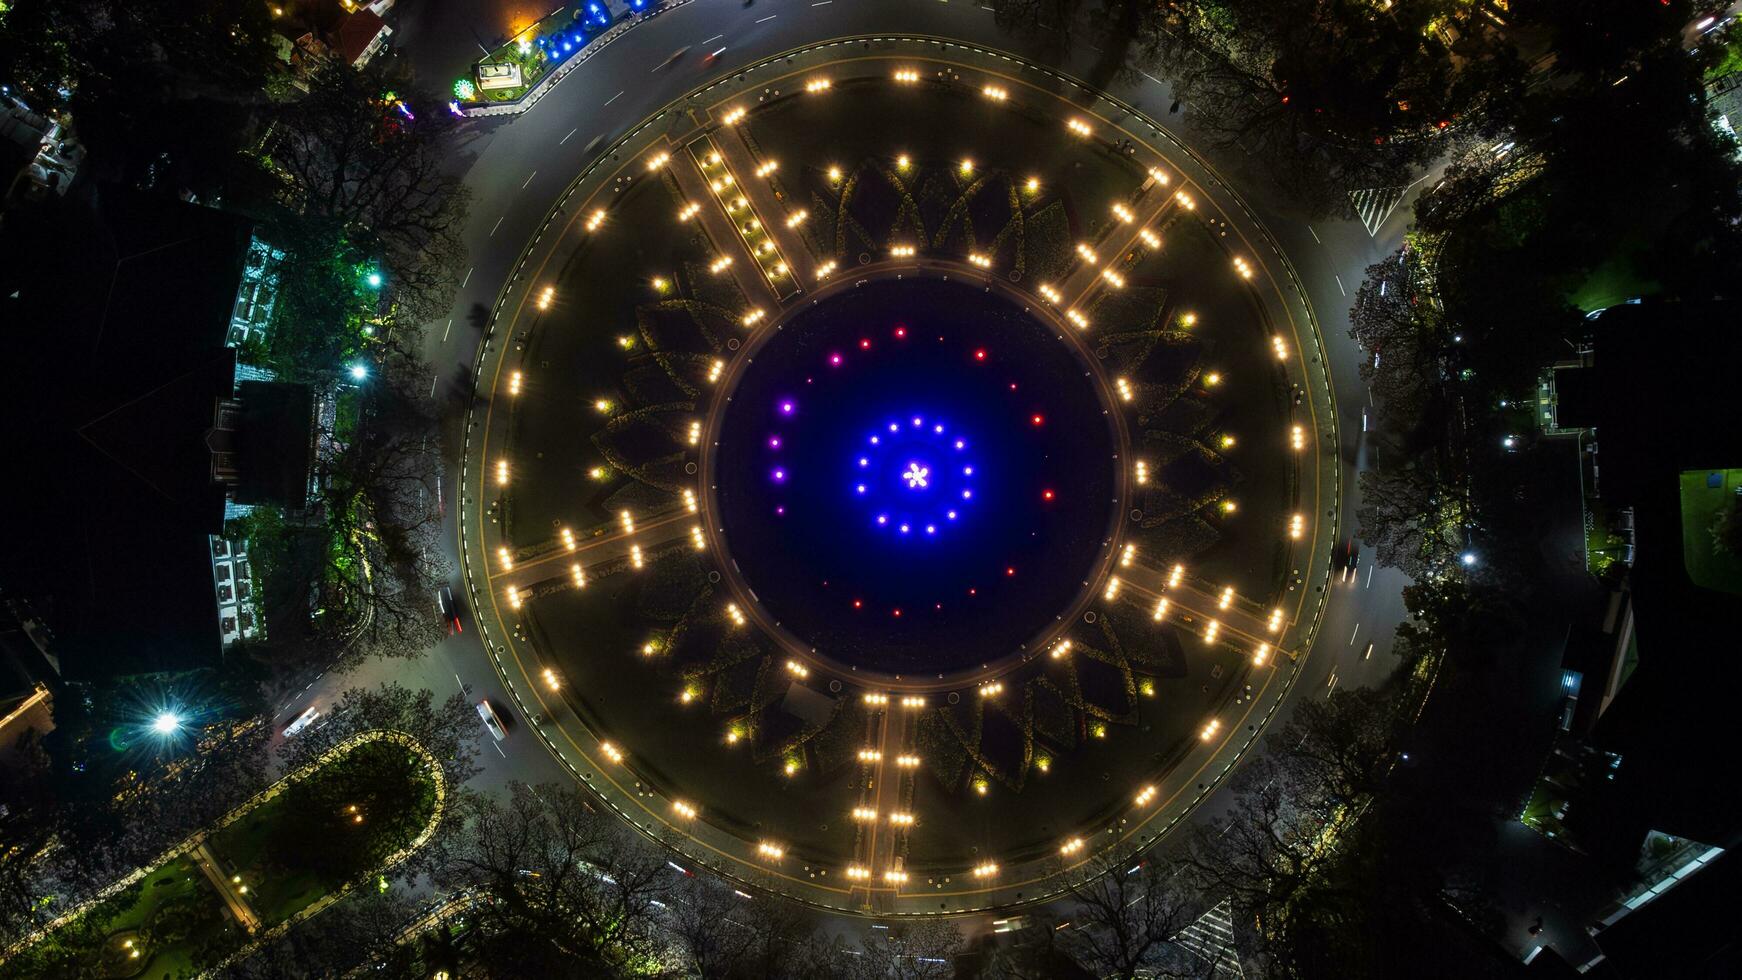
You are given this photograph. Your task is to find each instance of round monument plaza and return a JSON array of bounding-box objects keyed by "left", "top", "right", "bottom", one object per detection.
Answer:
[{"left": 459, "top": 38, "right": 1338, "bottom": 915}]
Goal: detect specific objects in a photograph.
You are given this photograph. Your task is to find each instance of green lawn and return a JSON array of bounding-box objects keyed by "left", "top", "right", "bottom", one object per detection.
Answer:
[
  {"left": 12, "top": 741, "right": 438, "bottom": 978},
  {"left": 206, "top": 740, "right": 436, "bottom": 927},
  {"left": 1679, "top": 468, "right": 1742, "bottom": 595},
  {"left": 205, "top": 794, "right": 327, "bottom": 927},
  {"left": 5, "top": 855, "right": 240, "bottom": 980}
]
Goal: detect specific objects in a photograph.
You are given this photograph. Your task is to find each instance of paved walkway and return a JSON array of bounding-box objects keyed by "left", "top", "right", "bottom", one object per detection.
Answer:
[{"left": 192, "top": 842, "right": 262, "bottom": 934}]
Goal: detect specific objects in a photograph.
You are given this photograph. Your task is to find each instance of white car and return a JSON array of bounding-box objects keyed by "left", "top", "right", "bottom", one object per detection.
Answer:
[
  {"left": 476, "top": 699, "right": 507, "bottom": 741},
  {"left": 282, "top": 707, "right": 320, "bottom": 738}
]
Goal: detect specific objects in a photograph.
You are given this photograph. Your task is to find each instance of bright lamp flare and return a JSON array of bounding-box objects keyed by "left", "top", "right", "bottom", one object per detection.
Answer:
[{"left": 151, "top": 711, "right": 183, "bottom": 735}]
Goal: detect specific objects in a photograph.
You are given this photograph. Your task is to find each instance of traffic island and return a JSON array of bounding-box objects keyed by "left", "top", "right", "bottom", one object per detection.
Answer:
[{"left": 1, "top": 733, "right": 446, "bottom": 978}]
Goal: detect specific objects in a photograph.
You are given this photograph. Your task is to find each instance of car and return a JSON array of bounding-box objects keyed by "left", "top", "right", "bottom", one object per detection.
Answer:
[
  {"left": 283, "top": 706, "right": 320, "bottom": 738},
  {"left": 1334, "top": 538, "right": 1360, "bottom": 583},
  {"left": 476, "top": 699, "right": 507, "bottom": 741},
  {"left": 439, "top": 585, "right": 462, "bottom": 634}
]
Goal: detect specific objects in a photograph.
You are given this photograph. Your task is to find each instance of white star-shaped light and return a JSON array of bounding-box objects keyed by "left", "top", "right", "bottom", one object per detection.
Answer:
[{"left": 902, "top": 462, "right": 930, "bottom": 489}]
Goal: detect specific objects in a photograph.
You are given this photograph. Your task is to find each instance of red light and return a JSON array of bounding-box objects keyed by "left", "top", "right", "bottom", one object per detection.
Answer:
[
  {"left": 892, "top": 608, "right": 902, "bottom": 618},
  {"left": 894, "top": 326, "right": 907, "bottom": 339},
  {"left": 1005, "top": 566, "right": 1016, "bottom": 577},
  {"left": 860, "top": 338, "right": 871, "bottom": 350},
  {"left": 968, "top": 588, "right": 977, "bottom": 596},
  {"left": 1031, "top": 414, "right": 1044, "bottom": 426},
  {"left": 853, "top": 599, "right": 862, "bottom": 609},
  {"left": 974, "top": 349, "right": 987, "bottom": 361},
  {"left": 1042, "top": 489, "right": 1055, "bottom": 501}
]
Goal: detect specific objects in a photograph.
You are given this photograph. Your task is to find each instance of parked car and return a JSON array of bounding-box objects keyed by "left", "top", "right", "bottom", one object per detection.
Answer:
[
  {"left": 476, "top": 699, "right": 507, "bottom": 741},
  {"left": 283, "top": 706, "right": 320, "bottom": 738}
]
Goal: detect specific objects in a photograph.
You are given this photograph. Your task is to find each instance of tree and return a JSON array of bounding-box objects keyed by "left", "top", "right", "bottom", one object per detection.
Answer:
[
  {"left": 1148, "top": 0, "right": 1521, "bottom": 213},
  {"left": 1057, "top": 852, "right": 1197, "bottom": 979},
  {"left": 317, "top": 367, "right": 449, "bottom": 665},
  {"left": 842, "top": 918, "right": 963, "bottom": 980},
  {"left": 0, "top": 0, "right": 280, "bottom": 196},
  {"left": 1348, "top": 251, "right": 1447, "bottom": 426},
  {"left": 273, "top": 740, "right": 437, "bottom": 889},
  {"left": 225, "top": 888, "right": 423, "bottom": 980},
  {"left": 434, "top": 782, "right": 673, "bottom": 976},
  {"left": 272, "top": 61, "right": 469, "bottom": 336},
  {"left": 276, "top": 683, "right": 480, "bottom": 789},
  {"left": 242, "top": 365, "right": 448, "bottom": 671},
  {"left": 1354, "top": 466, "right": 1463, "bottom": 580}
]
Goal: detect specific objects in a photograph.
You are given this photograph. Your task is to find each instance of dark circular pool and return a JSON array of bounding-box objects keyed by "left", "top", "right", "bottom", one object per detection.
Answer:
[{"left": 712, "top": 278, "right": 1118, "bottom": 675}]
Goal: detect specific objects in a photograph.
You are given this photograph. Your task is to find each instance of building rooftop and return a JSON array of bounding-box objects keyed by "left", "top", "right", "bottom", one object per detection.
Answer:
[{"left": 0, "top": 184, "right": 254, "bottom": 680}]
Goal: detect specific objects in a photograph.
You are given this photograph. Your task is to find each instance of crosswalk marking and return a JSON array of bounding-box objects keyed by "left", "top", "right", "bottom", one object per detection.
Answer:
[
  {"left": 1350, "top": 186, "right": 1408, "bottom": 237},
  {"left": 1172, "top": 898, "right": 1246, "bottom": 978}
]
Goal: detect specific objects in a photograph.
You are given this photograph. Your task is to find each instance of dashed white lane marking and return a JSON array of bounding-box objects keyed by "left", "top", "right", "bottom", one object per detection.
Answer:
[{"left": 605, "top": 91, "right": 623, "bottom": 105}]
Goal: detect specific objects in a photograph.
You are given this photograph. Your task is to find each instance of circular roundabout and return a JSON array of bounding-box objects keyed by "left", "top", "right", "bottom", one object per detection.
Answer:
[{"left": 462, "top": 38, "right": 1336, "bottom": 915}]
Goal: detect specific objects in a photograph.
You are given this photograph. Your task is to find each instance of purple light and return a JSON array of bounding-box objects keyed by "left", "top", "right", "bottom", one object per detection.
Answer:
[
  {"left": 829, "top": 353, "right": 842, "bottom": 366},
  {"left": 776, "top": 506, "right": 786, "bottom": 515},
  {"left": 772, "top": 468, "right": 787, "bottom": 482},
  {"left": 769, "top": 436, "right": 782, "bottom": 449},
  {"left": 779, "top": 400, "right": 796, "bottom": 415}
]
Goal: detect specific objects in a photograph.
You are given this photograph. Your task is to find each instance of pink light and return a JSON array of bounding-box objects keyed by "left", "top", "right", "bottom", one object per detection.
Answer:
[
  {"left": 769, "top": 436, "right": 782, "bottom": 449},
  {"left": 894, "top": 326, "right": 907, "bottom": 339},
  {"left": 829, "top": 353, "right": 842, "bottom": 366},
  {"left": 779, "top": 400, "right": 795, "bottom": 415}
]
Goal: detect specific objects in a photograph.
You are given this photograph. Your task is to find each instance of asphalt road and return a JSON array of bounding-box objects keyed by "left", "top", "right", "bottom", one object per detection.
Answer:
[{"left": 280, "top": 0, "right": 1422, "bottom": 948}]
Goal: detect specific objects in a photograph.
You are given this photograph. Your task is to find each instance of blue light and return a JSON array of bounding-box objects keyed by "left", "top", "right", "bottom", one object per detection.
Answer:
[{"left": 852, "top": 413, "right": 977, "bottom": 539}]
